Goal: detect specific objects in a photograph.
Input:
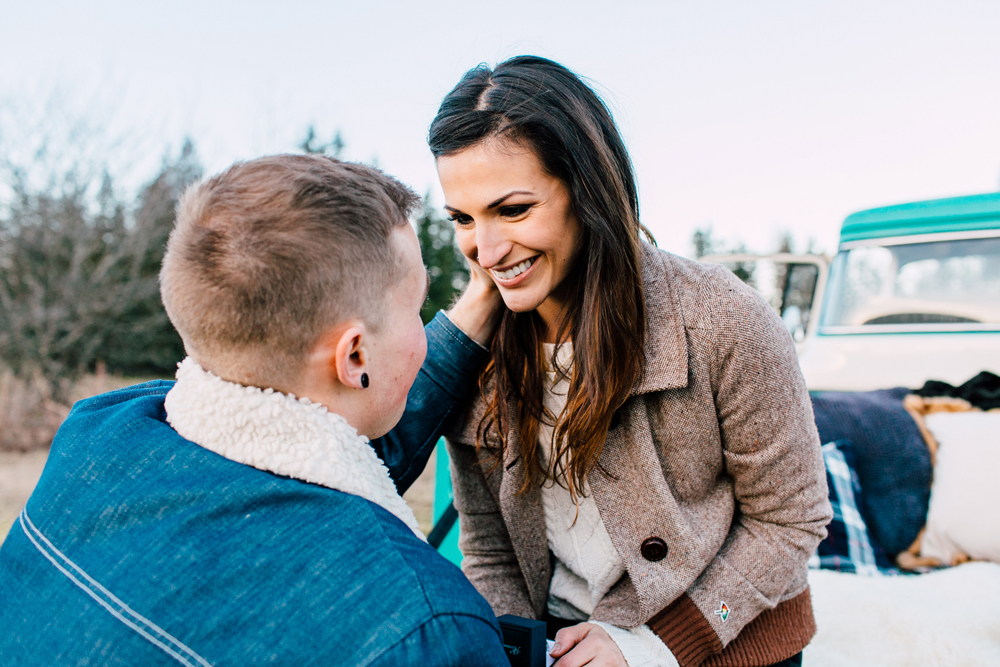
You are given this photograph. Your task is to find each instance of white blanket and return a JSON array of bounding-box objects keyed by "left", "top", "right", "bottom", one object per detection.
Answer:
[{"left": 805, "top": 562, "right": 1000, "bottom": 666}]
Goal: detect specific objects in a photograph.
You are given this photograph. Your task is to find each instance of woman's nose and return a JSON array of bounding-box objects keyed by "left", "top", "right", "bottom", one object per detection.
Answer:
[{"left": 474, "top": 223, "right": 512, "bottom": 270}]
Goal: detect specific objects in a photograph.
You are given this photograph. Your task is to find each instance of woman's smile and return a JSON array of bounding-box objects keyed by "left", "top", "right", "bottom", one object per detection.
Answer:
[{"left": 489, "top": 255, "right": 538, "bottom": 285}]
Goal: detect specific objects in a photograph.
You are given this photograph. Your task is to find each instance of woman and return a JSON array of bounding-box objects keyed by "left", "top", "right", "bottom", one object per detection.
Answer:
[{"left": 431, "top": 57, "right": 832, "bottom": 667}]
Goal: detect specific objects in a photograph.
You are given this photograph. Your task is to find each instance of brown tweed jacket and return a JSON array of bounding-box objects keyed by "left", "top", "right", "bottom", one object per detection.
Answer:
[{"left": 445, "top": 244, "right": 833, "bottom": 667}]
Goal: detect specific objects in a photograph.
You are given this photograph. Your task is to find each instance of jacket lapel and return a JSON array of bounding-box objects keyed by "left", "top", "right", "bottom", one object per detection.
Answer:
[
  {"left": 589, "top": 245, "right": 697, "bottom": 624},
  {"left": 633, "top": 243, "right": 689, "bottom": 395}
]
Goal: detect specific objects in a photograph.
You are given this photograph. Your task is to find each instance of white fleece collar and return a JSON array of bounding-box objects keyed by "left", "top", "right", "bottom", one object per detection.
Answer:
[{"left": 164, "top": 358, "right": 425, "bottom": 540}]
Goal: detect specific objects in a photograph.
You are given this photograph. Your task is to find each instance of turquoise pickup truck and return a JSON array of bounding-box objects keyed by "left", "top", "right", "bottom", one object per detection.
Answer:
[{"left": 704, "top": 192, "right": 1000, "bottom": 391}]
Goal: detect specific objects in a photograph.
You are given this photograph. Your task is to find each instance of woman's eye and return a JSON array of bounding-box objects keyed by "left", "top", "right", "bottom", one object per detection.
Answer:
[
  {"left": 499, "top": 204, "right": 532, "bottom": 218},
  {"left": 447, "top": 213, "right": 473, "bottom": 226}
]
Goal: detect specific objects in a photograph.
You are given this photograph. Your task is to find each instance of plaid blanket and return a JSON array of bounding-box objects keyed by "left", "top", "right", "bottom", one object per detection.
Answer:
[{"left": 810, "top": 440, "right": 897, "bottom": 575}]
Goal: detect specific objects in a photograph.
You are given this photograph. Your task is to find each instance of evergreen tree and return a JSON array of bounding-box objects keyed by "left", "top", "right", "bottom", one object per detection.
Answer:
[
  {"left": 415, "top": 195, "right": 468, "bottom": 324},
  {"left": 92, "top": 140, "right": 202, "bottom": 377},
  {"left": 298, "top": 125, "right": 345, "bottom": 157},
  {"left": 692, "top": 226, "right": 716, "bottom": 259}
]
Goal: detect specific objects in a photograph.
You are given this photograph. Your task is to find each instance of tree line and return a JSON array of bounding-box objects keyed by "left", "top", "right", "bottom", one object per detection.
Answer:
[
  {"left": 0, "top": 128, "right": 467, "bottom": 448},
  {"left": 0, "top": 118, "right": 800, "bottom": 451}
]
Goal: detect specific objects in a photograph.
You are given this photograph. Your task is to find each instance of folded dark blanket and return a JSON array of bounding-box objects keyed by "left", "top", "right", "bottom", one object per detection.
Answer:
[
  {"left": 915, "top": 371, "right": 1000, "bottom": 411},
  {"left": 810, "top": 387, "right": 932, "bottom": 559}
]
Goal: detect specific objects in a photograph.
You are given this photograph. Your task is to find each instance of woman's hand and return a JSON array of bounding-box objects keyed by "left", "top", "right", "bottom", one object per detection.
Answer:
[
  {"left": 549, "top": 622, "right": 628, "bottom": 667},
  {"left": 445, "top": 256, "right": 502, "bottom": 347}
]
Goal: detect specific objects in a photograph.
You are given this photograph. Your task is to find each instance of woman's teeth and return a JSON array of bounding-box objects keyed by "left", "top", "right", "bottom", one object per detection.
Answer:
[{"left": 491, "top": 257, "right": 535, "bottom": 281}]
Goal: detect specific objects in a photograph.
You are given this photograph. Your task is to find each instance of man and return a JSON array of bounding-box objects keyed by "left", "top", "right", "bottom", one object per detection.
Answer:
[{"left": 0, "top": 155, "right": 509, "bottom": 666}]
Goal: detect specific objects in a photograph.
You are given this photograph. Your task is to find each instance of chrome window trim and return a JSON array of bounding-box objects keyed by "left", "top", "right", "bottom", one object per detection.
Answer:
[
  {"left": 819, "top": 323, "right": 1000, "bottom": 335},
  {"left": 839, "top": 228, "right": 1000, "bottom": 250}
]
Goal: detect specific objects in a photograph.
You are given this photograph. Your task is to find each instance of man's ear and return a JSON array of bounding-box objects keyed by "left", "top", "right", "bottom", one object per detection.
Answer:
[{"left": 331, "top": 323, "right": 368, "bottom": 390}]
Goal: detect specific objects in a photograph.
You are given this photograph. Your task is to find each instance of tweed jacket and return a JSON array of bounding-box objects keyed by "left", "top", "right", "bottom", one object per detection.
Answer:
[{"left": 445, "top": 244, "right": 833, "bottom": 667}]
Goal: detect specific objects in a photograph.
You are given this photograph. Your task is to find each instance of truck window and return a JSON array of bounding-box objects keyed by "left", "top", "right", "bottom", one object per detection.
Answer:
[{"left": 820, "top": 236, "right": 1000, "bottom": 331}]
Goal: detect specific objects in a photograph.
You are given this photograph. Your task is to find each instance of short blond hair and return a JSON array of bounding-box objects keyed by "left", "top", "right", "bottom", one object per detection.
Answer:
[{"left": 160, "top": 154, "right": 418, "bottom": 388}]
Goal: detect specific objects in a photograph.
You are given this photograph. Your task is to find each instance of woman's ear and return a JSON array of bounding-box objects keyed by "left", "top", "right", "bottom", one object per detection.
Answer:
[{"left": 332, "top": 324, "right": 368, "bottom": 390}]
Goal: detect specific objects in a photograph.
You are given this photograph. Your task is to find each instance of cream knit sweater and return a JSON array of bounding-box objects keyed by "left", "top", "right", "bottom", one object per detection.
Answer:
[{"left": 540, "top": 344, "right": 677, "bottom": 667}]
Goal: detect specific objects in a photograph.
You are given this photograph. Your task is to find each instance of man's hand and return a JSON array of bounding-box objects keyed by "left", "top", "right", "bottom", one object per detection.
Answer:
[
  {"left": 549, "top": 622, "right": 628, "bottom": 667},
  {"left": 445, "top": 257, "right": 502, "bottom": 347}
]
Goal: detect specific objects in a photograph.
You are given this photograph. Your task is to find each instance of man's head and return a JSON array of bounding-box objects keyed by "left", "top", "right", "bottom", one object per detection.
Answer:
[{"left": 161, "top": 154, "right": 430, "bottom": 436}]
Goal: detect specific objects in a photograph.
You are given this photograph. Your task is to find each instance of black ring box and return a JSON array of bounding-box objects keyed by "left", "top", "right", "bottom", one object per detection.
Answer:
[{"left": 497, "top": 614, "right": 547, "bottom": 667}]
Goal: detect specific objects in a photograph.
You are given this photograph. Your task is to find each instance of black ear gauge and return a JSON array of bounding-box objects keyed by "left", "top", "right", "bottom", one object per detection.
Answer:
[{"left": 361, "top": 373, "right": 369, "bottom": 389}]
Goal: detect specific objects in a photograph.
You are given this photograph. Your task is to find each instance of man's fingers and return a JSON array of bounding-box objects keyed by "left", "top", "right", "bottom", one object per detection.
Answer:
[
  {"left": 464, "top": 253, "right": 495, "bottom": 285},
  {"left": 552, "top": 641, "right": 596, "bottom": 667},
  {"left": 552, "top": 624, "right": 628, "bottom": 667},
  {"left": 550, "top": 622, "right": 593, "bottom": 657}
]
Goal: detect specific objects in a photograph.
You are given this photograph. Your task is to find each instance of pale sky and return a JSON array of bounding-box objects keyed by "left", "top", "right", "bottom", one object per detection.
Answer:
[{"left": 3, "top": 0, "right": 999, "bottom": 256}]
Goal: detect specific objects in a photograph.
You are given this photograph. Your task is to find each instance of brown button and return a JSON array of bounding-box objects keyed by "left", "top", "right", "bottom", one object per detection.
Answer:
[{"left": 641, "top": 537, "right": 668, "bottom": 562}]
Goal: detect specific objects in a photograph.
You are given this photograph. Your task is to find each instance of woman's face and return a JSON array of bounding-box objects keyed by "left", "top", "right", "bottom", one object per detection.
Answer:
[{"left": 436, "top": 140, "right": 583, "bottom": 329}]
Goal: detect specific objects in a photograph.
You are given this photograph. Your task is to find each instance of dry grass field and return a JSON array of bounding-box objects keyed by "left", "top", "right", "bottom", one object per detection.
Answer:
[
  {"left": 0, "top": 371, "right": 141, "bottom": 452},
  {"left": 0, "top": 450, "right": 49, "bottom": 541},
  {"left": 403, "top": 448, "right": 438, "bottom": 535}
]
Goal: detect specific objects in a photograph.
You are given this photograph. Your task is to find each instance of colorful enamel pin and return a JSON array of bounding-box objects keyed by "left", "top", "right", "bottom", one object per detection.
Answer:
[{"left": 714, "top": 602, "right": 730, "bottom": 622}]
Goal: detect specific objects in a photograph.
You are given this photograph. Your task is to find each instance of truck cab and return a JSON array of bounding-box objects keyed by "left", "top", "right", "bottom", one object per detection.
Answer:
[{"left": 705, "top": 192, "right": 1000, "bottom": 391}]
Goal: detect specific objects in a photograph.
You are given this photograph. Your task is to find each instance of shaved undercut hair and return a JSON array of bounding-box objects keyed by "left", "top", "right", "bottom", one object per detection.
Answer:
[{"left": 160, "top": 154, "right": 418, "bottom": 389}]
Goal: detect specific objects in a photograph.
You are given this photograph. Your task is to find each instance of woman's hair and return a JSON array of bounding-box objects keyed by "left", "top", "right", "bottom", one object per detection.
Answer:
[{"left": 429, "top": 56, "right": 649, "bottom": 499}]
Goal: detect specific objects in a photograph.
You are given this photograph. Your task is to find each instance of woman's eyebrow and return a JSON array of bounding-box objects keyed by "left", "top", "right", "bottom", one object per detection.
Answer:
[
  {"left": 486, "top": 191, "right": 534, "bottom": 209},
  {"left": 443, "top": 190, "right": 535, "bottom": 214}
]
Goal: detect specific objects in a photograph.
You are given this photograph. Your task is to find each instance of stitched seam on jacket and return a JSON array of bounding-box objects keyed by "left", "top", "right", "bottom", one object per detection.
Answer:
[
  {"left": 437, "top": 312, "right": 487, "bottom": 357},
  {"left": 701, "top": 264, "right": 726, "bottom": 398},
  {"left": 18, "top": 509, "right": 214, "bottom": 667}
]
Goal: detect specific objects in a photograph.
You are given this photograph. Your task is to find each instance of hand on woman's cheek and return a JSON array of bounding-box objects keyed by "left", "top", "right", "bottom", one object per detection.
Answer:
[
  {"left": 550, "top": 623, "right": 627, "bottom": 667},
  {"left": 465, "top": 251, "right": 497, "bottom": 290}
]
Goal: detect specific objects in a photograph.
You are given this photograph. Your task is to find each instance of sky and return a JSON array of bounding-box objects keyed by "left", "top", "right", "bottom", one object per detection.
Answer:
[{"left": 2, "top": 0, "right": 999, "bottom": 256}]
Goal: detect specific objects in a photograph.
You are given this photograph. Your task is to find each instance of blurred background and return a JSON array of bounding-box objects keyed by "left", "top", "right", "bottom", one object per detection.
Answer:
[{"left": 2, "top": 0, "right": 999, "bottom": 532}]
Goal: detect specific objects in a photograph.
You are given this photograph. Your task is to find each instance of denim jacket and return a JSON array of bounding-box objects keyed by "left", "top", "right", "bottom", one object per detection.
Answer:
[{"left": 0, "top": 313, "right": 508, "bottom": 667}]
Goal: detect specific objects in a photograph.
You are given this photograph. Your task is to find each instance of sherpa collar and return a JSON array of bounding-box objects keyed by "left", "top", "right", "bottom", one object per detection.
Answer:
[{"left": 164, "top": 358, "right": 425, "bottom": 540}]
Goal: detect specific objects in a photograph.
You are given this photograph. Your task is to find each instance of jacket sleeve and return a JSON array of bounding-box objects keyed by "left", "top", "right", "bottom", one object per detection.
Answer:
[
  {"left": 367, "top": 614, "right": 511, "bottom": 667},
  {"left": 446, "top": 437, "right": 538, "bottom": 619},
  {"left": 650, "top": 270, "right": 832, "bottom": 666},
  {"left": 371, "top": 312, "right": 488, "bottom": 494}
]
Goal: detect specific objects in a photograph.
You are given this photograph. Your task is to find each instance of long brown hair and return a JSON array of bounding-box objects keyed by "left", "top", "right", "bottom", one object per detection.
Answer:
[{"left": 428, "top": 56, "right": 649, "bottom": 499}]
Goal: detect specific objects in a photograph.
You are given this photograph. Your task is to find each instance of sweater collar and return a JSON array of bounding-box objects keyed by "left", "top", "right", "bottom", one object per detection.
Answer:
[{"left": 164, "top": 358, "right": 425, "bottom": 540}]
